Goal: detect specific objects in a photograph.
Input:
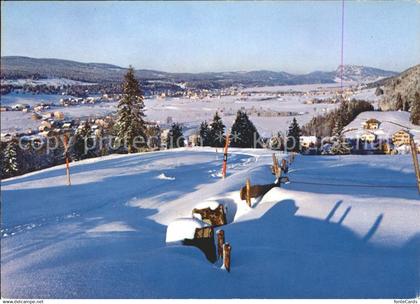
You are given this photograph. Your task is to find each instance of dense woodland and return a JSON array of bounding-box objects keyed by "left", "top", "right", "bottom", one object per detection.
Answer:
[{"left": 302, "top": 99, "right": 375, "bottom": 137}]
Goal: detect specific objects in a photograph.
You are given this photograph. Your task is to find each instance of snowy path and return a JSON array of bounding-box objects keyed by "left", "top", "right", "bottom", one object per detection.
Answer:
[{"left": 1, "top": 149, "right": 419, "bottom": 298}]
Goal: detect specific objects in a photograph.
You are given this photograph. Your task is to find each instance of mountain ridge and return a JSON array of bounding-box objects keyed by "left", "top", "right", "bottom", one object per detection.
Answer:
[{"left": 1, "top": 56, "right": 399, "bottom": 86}]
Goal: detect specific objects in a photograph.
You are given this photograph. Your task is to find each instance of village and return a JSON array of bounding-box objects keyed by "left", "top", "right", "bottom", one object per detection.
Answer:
[{"left": 1, "top": 80, "right": 419, "bottom": 158}]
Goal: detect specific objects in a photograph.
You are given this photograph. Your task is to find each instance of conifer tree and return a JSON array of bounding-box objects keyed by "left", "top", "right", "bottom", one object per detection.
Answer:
[
  {"left": 286, "top": 118, "right": 301, "bottom": 152},
  {"left": 3, "top": 139, "right": 19, "bottom": 177},
  {"left": 199, "top": 121, "right": 211, "bottom": 146},
  {"left": 395, "top": 93, "right": 403, "bottom": 111},
  {"left": 166, "top": 123, "right": 185, "bottom": 149},
  {"left": 209, "top": 112, "right": 225, "bottom": 147},
  {"left": 73, "top": 121, "right": 95, "bottom": 160},
  {"left": 230, "top": 110, "right": 261, "bottom": 148},
  {"left": 410, "top": 92, "right": 420, "bottom": 125},
  {"left": 330, "top": 127, "right": 351, "bottom": 155},
  {"left": 332, "top": 113, "right": 344, "bottom": 138},
  {"left": 114, "top": 67, "right": 146, "bottom": 153},
  {"left": 403, "top": 100, "right": 410, "bottom": 112}
]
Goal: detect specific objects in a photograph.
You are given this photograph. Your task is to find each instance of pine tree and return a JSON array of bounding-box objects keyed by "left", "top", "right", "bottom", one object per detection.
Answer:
[
  {"left": 199, "top": 121, "right": 211, "bottom": 146},
  {"left": 114, "top": 67, "right": 146, "bottom": 153},
  {"left": 332, "top": 112, "right": 344, "bottom": 137},
  {"left": 330, "top": 130, "right": 351, "bottom": 155},
  {"left": 166, "top": 123, "right": 185, "bottom": 149},
  {"left": 375, "top": 87, "right": 383, "bottom": 96},
  {"left": 3, "top": 139, "right": 19, "bottom": 177},
  {"left": 286, "top": 118, "right": 301, "bottom": 152},
  {"left": 209, "top": 112, "right": 225, "bottom": 147},
  {"left": 73, "top": 121, "right": 95, "bottom": 160},
  {"left": 403, "top": 100, "right": 410, "bottom": 112},
  {"left": 395, "top": 93, "right": 403, "bottom": 110},
  {"left": 230, "top": 110, "right": 261, "bottom": 148},
  {"left": 146, "top": 124, "right": 161, "bottom": 150},
  {"left": 410, "top": 92, "right": 420, "bottom": 125}
]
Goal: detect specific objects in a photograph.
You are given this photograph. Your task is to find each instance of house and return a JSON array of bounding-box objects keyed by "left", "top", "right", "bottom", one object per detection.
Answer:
[
  {"left": 300, "top": 136, "right": 318, "bottom": 149},
  {"left": 62, "top": 122, "right": 72, "bottom": 129},
  {"left": 53, "top": 111, "right": 65, "bottom": 120},
  {"left": 12, "top": 103, "right": 30, "bottom": 111},
  {"left": 362, "top": 118, "right": 381, "bottom": 130},
  {"left": 360, "top": 132, "right": 377, "bottom": 142},
  {"left": 392, "top": 130, "right": 411, "bottom": 147},
  {"left": 42, "top": 113, "right": 53, "bottom": 120},
  {"left": 188, "top": 134, "right": 200, "bottom": 147},
  {"left": 39, "top": 120, "right": 52, "bottom": 132},
  {"left": 31, "top": 113, "right": 42, "bottom": 120}
]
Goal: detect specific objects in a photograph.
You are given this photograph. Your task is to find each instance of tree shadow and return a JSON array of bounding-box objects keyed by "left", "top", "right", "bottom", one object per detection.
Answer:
[{"left": 222, "top": 199, "right": 419, "bottom": 298}]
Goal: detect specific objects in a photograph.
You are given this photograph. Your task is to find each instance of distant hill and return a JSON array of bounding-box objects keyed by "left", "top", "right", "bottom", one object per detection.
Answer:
[
  {"left": 0, "top": 56, "right": 399, "bottom": 87},
  {"left": 335, "top": 65, "right": 397, "bottom": 82}
]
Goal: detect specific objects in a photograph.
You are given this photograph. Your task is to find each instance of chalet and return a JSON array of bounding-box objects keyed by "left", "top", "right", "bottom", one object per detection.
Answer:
[
  {"left": 300, "top": 136, "right": 318, "bottom": 149},
  {"left": 62, "top": 122, "right": 73, "bottom": 130},
  {"left": 12, "top": 103, "right": 30, "bottom": 111},
  {"left": 53, "top": 111, "right": 65, "bottom": 120},
  {"left": 188, "top": 134, "right": 200, "bottom": 147},
  {"left": 362, "top": 118, "right": 381, "bottom": 130},
  {"left": 31, "top": 113, "right": 42, "bottom": 120},
  {"left": 360, "top": 132, "right": 377, "bottom": 142},
  {"left": 42, "top": 113, "right": 53, "bottom": 120},
  {"left": 39, "top": 120, "right": 52, "bottom": 131},
  {"left": 392, "top": 130, "right": 411, "bottom": 147}
]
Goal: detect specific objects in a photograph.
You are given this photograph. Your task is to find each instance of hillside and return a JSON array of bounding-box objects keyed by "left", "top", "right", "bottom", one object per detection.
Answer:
[
  {"left": 1, "top": 148, "right": 419, "bottom": 298},
  {"left": 343, "top": 111, "right": 420, "bottom": 141},
  {"left": 378, "top": 64, "right": 420, "bottom": 111},
  {"left": 1, "top": 56, "right": 398, "bottom": 87},
  {"left": 335, "top": 65, "right": 397, "bottom": 82}
]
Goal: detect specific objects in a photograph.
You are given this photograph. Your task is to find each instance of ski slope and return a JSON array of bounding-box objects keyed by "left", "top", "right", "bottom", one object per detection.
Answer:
[{"left": 1, "top": 148, "right": 419, "bottom": 298}]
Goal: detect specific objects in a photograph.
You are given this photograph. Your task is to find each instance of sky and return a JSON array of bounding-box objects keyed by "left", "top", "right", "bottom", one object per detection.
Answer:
[{"left": 1, "top": 1, "right": 419, "bottom": 73}]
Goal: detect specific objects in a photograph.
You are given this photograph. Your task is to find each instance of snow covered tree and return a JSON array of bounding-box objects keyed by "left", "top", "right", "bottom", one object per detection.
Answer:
[
  {"left": 72, "top": 121, "right": 95, "bottom": 160},
  {"left": 146, "top": 124, "right": 161, "bottom": 150},
  {"left": 230, "top": 110, "right": 261, "bottom": 148},
  {"left": 331, "top": 112, "right": 344, "bottom": 137},
  {"left": 209, "top": 112, "right": 225, "bottom": 147},
  {"left": 410, "top": 92, "right": 420, "bottom": 125},
  {"left": 3, "top": 139, "right": 19, "bottom": 177},
  {"left": 286, "top": 118, "right": 301, "bottom": 152},
  {"left": 330, "top": 119, "right": 351, "bottom": 155},
  {"left": 166, "top": 123, "right": 185, "bottom": 149},
  {"left": 199, "top": 121, "right": 212, "bottom": 146},
  {"left": 114, "top": 67, "right": 146, "bottom": 153}
]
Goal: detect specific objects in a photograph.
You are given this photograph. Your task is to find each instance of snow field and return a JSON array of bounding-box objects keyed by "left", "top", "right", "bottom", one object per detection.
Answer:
[{"left": 1, "top": 148, "right": 419, "bottom": 298}]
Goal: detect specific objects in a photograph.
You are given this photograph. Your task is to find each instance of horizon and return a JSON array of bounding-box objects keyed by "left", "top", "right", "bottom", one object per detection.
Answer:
[
  {"left": 1, "top": 1, "right": 419, "bottom": 73},
  {"left": 1, "top": 54, "right": 408, "bottom": 74}
]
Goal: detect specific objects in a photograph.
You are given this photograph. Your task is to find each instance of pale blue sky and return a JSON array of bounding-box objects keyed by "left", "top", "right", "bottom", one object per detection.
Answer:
[{"left": 1, "top": 1, "right": 419, "bottom": 73}]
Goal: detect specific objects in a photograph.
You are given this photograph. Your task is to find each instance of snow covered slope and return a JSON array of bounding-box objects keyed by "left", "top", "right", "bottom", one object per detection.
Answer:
[
  {"left": 343, "top": 111, "right": 420, "bottom": 141},
  {"left": 1, "top": 148, "right": 419, "bottom": 298}
]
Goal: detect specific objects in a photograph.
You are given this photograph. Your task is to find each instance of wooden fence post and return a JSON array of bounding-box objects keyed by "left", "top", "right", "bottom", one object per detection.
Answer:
[
  {"left": 246, "top": 178, "right": 251, "bottom": 207},
  {"left": 63, "top": 134, "right": 71, "bottom": 186},
  {"left": 217, "top": 230, "right": 225, "bottom": 260},
  {"left": 222, "top": 132, "right": 230, "bottom": 179},
  {"left": 410, "top": 136, "right": 420, "bottom": 194},
  {"left": 281, "top": 158, "right": 288, "bottom": 174},
  {"left": 223, "top": 243, "right": 231, "bottom": 272},
  {"left": 272, "top": 153, "right": 280, "bottom": 178}
]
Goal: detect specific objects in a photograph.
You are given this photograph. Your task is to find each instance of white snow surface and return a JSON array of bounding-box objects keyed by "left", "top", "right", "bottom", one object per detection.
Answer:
[
  {"left": 344, "top": 111, "right": 420, "bottom": 141},
  {"left": 1, "top": 83, "right": 379, "bottom": 136},
  {"left": 166, "top": 218, "right": 208, "bottom": 243},
  {"left": 1, "top": 147, "right": 419, "bottom": 298}
]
